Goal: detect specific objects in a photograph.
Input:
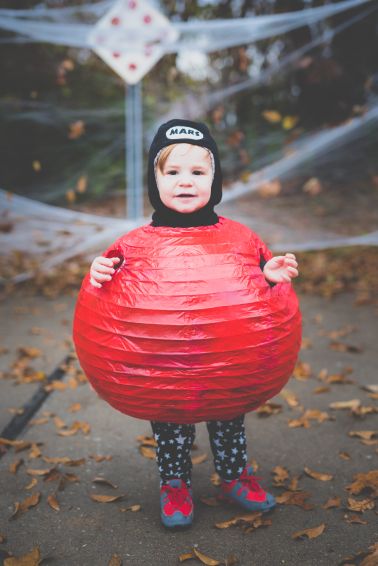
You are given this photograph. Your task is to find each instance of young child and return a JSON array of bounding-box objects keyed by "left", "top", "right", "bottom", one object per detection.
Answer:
[{"left": 88, "top": 119, "right": 299, "bottom": 529}]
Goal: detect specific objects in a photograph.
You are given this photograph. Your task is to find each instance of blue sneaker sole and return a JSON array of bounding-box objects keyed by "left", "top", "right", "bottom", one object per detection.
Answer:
[
  {"left": 217, "top": 493, "right": 276, "bottom": 512},
  {"left": 161, "top": 513, "right": 194, "bottom": 528}
]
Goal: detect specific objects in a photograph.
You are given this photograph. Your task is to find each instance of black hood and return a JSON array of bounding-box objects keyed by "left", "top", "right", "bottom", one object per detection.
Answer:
[{"left": 147, "top": 118, "right": 222, "bottom": 227}]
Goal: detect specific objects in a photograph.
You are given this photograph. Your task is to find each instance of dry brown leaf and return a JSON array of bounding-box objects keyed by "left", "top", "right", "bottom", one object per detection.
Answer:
[
  {"left": 293, "top": 360, "right": 311, "bottom": 380},
  {"left": 301, "top": 337, "right": 312, "bottom": 349},
  {"left": 139, "top": 446, "right": 156, "bottom": 459},
  {"left": 258, "top": 180, "right": 281, "bottom": 198},
  {"left": 292, "top": 523, "right": 325, "bottom": 540},
  {"left": 108, "top": 556, "right": 122, "bottom": 566},
  {"left": 280, "top": 390, "right": 299, "bottom": 408},
  {"left": 192, "top": 548, "right": 221, "bottom": 565},
  {"left": 302, "top": 177, "right": 322, "bottom": 196},
  {"left": 345, "top": 470, "right": 378, "bottom": 496},
  {"left": 47, "top": 494, "right": 60, "bottom": 511},
  {"left": 313, "top": 386, "right": 331, "bottom": 394},
  {"left": 26, "top": 467, "right": 55, "bottom": 477},
  {"left": 339, "top": 452, "right": 351, "bottom": 460},
  {"left": 179, "top": 553, "right": 195, "bottom": 563},
  {"left": 0, "top": 533, "right": 7, "bottom": 543},
  {"left": 68, "top": 120, "right": 85, "bottom": 140},
  {"left": 76, "top": 175, "right": 88, "bottom": 193},
  {"left": 329, "top": 399, "right": 361, "bottom": 410},
  {"left": 262, "top": 110, "right": 282, "bottom": 123},
  {"left": 18, "top": 347, "right": 42, "bottom": 358},
  {"left": 9, "top": 458, "right": 23, "bottom": 474},
  {"left": 288, "top": 416, "right": 311, "bottom": 429},
  {"left": 351, "top": 405, "right": 378, "bottom": 418},
  {"left": 10, "top": 492, "right": 41, "bottom": 520},
  {"left": 58, "top": 420, "right": 90, "bottom": 436},
  {"left": 329, "top": 341, "right": 363, "bottom": 353},
  {"left": 347, "top": 497, "right": 375, "bottom": 513},
  {"left": 210, "top": 473, "right": 221, "bottom": 487},
  {"left": 29, "top": 418, "right": 49, "bottom": 426},
  {"left": 24, "top": 478, "right": 38, "bottom": 490},
  {"left": 68, "top": 403, "right": 81, "bottom": 412},
  {"left": 276, "top": 490, "right": 314, "bottom": 510},
  {"left": 28, "top": 443, "right": 42, "bottom": 459},
  {"left": 362, "top": 385, "right": 378, "bottom": 394},
  {"left": 320, "top": 325, "right": 356, "bottom": 339},
  {"left": 322, "top": 496, "right": 341, "bottom": 509},
  {"left": 348, "top": 431, "right": 377, "bottom": 441},
  {"left": 360, "top": 543, "right": 378, "bottom": 566},
  {"left": 344, "top": 513, "right": 368, "bottom": 524},
  {"left": 304, "top": 466, "right": 333, "bottom": 481},
  {"left": 272, "top": 466, "right": 289, "bottom": 487},
  {"left": 119, "top": 504, "right": 141, "bottom": 513},
  {"left": 324, "top": 373, "right": 354, "bottom": 385},
  {"left": 43, "top": 456, "right": 85, "bottom": 466},
  {"left": 256, "top": 402, "right": 282, "bottom": 416},
  {"left": 136, "top": 435, "right": 158, "bottom": 447},
  {"left": 4, "top": 546, "right": 41, "bottom": 566},
  {"left": 90, "top": 493, "right": 126, "bottom": 503},
  {"left": 192, "top": 453, "right": 208, "bottom": 465},
  {"left": 53, "top": 416, "right": 66, "bottom": 430},
  {"left": 92, "top": 477, "right": 118, "bottom": 489},
  {"left": 89, "top": 454, "right": 113, "bottom": 462}
]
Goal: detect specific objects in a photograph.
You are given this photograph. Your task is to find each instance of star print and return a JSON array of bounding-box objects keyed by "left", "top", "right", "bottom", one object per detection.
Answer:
[
  {"left": 164, "top": 453, "right": 170, "bottom": 459},
  {"left": 227, "top": 469, "right": 232, "bottom": 474},
  {"left": 176, "top": 434, "right": 187, "bottom": 445},
  {"left": 213, "top": 439, "right": 222, "bottom": 447},
  {"left": 231, "top": 457, "right": 236, "bottom": 463},
  {"left": 238, "top": 466, "right": 244, "bottom": 474},
  {"left": 231, "top": 448, "right": 238, "bottom": 454},
  {"left": 161, "top": 440, "right": 166, "bottom": 445},
  {"left": 217, "top": 450, "right": 226, "bottom": 460},
  {"left": 169, "top": 439, "right": 174, "bottom": 444},
  {"left": 216, "top": 431, "right": 224, "bottom": 437}
]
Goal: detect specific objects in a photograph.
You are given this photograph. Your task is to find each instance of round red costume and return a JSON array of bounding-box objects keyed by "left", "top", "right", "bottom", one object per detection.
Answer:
[{"left": 73, "top": 216, "right": 302, "bottom": 423}]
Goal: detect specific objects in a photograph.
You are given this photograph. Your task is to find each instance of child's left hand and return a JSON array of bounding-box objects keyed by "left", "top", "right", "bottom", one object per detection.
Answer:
[{"left": 263, "top": 253, "right": 299, "bottom": 284}]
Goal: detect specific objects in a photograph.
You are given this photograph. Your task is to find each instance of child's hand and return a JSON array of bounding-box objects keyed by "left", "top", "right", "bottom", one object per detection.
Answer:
[
  {"left": 89, "top": 256, "right": 121, "bottom": 288},
  {"left": 263, "top": 253, "right": 299, "bottom": 284}
]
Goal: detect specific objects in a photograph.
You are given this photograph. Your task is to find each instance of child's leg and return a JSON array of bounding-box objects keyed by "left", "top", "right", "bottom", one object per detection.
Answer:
[
  {"left": 150, "top": 421, "right": 195, "bottom": 486},
  {"left": 206, "top": 415, "right": 248, "bottom": 480}
]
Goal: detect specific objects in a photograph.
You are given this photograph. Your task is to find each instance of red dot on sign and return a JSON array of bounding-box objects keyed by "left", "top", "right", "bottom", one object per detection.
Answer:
[
  {"left": 129, "top": 0, "right": 137, "bottom": 9},
  {"left": 113, "top": 52, "right": 121, "bottom": 58},
  {"left": 111, "top": 17, "right": 121, "bottom": 25},
  {"left": 129, "top": 63, "right": 137, "bottom": 71},
  {"left": 143, "top": 14, "right": 152, "bottom": 24}
]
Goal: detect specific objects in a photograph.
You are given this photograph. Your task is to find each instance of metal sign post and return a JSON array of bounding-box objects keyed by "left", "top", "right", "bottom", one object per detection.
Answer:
[{"left": 88, "top": 0, "right": 179, "bottom": 219}]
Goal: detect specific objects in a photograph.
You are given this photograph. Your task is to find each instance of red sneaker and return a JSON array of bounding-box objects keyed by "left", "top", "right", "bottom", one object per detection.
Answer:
[
  {"left": 218, "top": 465, "right": 276, "bottom": 512},
  {"left": 160, "top": 479, "right": 194, "bottom": 528}
]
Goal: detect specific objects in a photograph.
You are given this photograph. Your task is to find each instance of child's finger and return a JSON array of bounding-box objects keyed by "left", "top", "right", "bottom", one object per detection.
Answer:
[
  {"left": 92, "top": 272, "right": 113, "bottom": 282},
  {"left": 288, "top": 267, "right": 298, "bottom": 276},
  {"left": 98, "top": 257, "right": 117, "bottom": 267},
  {"left": 285, "top": 253, "right": 296, "bottom": 259},
  {"left": 95, "top": 264, "right": 115, "bottom": 275},
  {"left": 90, "top": 277, "right": 102, "bottom": 288}
]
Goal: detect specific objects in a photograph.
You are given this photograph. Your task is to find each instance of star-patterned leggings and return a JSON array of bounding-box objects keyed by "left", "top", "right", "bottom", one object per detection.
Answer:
[{"left": 150, "top": 415, "right": 247, "bottom": 487}]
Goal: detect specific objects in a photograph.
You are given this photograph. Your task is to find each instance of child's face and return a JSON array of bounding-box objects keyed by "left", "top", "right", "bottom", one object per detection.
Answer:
[{"left": 156, "top": 144, "right": 213, "bottom": 214}]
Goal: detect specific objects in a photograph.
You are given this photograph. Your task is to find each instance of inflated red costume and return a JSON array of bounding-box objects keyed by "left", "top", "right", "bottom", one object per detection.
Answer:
[{"left": 73, "top": 216, "right": 302, "bottom": 423}]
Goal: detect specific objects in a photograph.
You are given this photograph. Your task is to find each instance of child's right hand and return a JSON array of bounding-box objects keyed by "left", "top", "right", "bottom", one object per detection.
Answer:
[{"left": 89, "top": 256, "right": 121, "bottom": 288}]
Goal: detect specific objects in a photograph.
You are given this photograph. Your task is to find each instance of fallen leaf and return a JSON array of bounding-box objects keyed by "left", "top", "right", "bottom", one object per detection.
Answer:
[
  {"left": 351, "top": 405, "right": 378, "bottom": 418},
  {"left": 329, "top": 341, "right": 363, "bottom": 353},
  {"left": 210, "top": 473, "right": 221, "bottom": 487},
  {"left": 345, "top": 470, "right": 378, "bottom": 496},
  {"left": 361, "top": 385, "right": 378, "bottom": 394},
  {"left": 339, "top": 452, "right": 351, "bottom": 460},
  {"left": 179, "top": 553, "right": 195, "bottom": 563},
  {"left": 348, "top": 431, "right": 377, "bottom": 441},
  {"left": 92, "top": 477, "right": 118, "bottom": 489},
  {"left": 258, "top": 180, "right": 281, "bottom": 198},
  {"left": 28, "top": 443, "right": 42, "bottom": 459},
  {"left": 344, "top": 513, "right": 368, "bottom": 524},
  {"left": 192, "top": 453, "right": 208, "bottom": 465},
  {"left": 304, "top": 466, "right": 333, "bottom": 481},
  {"left": 272, "top": 466, "right": 289, "bottom": 487},
  {"left": 89, "top": 454, "right": 113, "bottom": 462},
  {"left": 24, "top": 478, "right": 38, "bottom": 490},
  {"left": 282, "top": 115, "right": 299, "bottom": 130},
  {"left": 139, "top": 446, "right": 156, "bottom": 459},
  {"left": 346, "top": 497, "right": 375, "bottom": 513},
  {"left": 10, "top": 492, "right": 41, "bottom": 520},
  {"left": 192, "top": 548, "right": 221, "bottom": 565},
  {"left": 47, "top": 494, "right": 60, "bottom": 511},
  {"left": 76, "top": 175, "right": 88, "bottom": 193},
  {"left": 9, "top": 459, "right": 23, "bottom": 474},
  {"left": 292, "top": 523, "right": 325, "bottom": 540},
  {"left": 0, "top": 533, "right": 6, "bottom": 543},
  {"left": 329, "top": 399, "right": 361, "bottom": 410},
  {"left": 303, "top": 177, "right": 322, "bottom": 196},
  {"left": 322, "top": 496, "right": 341, "bottom": 509},
  {"left": 90, "top": 494, "right": 126, "bottom": 503},
  {"left": 276, "top": 491, "right": 314, "bottom": 510},
  {"left": 293, "top": 361, "right": 311, "bottom": 380},
  {"left": 262, "top": 110, "right": 282, "bottom": 123},
  {"left": 280, "top": 390, "right": 299, "bottom": 408},
  {"left": 26, "top": 467, "right": 55, "bottom": 477},
  {"left": 108, "top": 555, "right": 122, "bottom": 566},
  {"left": 119, "top": 505, "right": 141, "bottom": 513},
  {"left": 43, "top": 457, "right": 85, "bottom": 466},
  {"left": 4, "top": 546, "right": 41, "bottom": 565},
  {"left": 313, "top": 386, "right": 331, "bottom": 394},
  {"left": 53, "top": 416, "right": 66, "bottom": 429},
  {"left": 68, "top": 403, "right": 81, "bottom": 413},
  {"left": 68, "top": 120, "right": 85, "bottom": 140},
  {"left": 256, "top": 402, "right": 282, "bottom": 416}
]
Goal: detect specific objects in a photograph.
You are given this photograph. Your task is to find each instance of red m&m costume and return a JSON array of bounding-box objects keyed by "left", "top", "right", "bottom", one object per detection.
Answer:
[{"left": 73, "top": 215, "right": 302, "bottom": 423}]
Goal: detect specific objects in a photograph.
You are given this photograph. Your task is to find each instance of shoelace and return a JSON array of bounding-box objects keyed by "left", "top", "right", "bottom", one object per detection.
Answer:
[{"left": 162, "top": 484, "right": 191, "bottom": 507}]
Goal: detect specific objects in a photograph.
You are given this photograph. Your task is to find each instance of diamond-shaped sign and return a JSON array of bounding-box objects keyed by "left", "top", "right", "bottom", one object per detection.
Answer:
[{"left": 88, "top": 0, "right": 178, "bottom": 85}]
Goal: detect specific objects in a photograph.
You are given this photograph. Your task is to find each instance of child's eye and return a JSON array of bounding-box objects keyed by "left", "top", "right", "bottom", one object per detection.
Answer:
[
  {"left": 193, "top": 170, "right": 203, "bottom": 175},
  {"left": 166, "top": 170, "right": 178, "bottom": 175}
]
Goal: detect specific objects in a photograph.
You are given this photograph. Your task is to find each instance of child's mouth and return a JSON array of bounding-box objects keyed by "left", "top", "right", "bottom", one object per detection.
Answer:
[{"left": 177, "top": 194, "right": 196, "bottom": 198}]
